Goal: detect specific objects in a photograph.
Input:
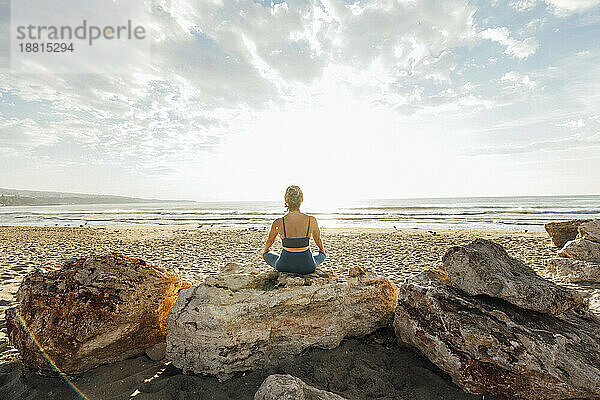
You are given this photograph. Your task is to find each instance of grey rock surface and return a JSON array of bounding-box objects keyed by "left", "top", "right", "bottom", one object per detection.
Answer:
[
  {"left": 254, "top": 374, "right": 347, "bottom": 400},
  {"left": 442, "top": 238, "right": 584, "bottom": 315},
  {"left": 559, "top": 238, "right": 600, "bottom": 263},
  {"left": 145, "top": 342, "right": 167, "bottom": 361},
  {"left": 166, "top": 263, "right": 398, "bottom": 381},
  {"left": 545, "top": 257, "right": 600, "bottom": 283}
]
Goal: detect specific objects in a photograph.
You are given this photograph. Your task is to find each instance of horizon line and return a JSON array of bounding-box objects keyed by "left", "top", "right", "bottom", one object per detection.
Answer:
[{"left": 2, "top": 187, "right": 599, "bottom": 204}]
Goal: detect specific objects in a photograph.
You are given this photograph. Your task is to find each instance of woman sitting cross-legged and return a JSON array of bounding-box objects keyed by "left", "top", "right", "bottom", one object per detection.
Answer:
[{"left": 262, "top": 185, "right": 326, "bottom": 274}]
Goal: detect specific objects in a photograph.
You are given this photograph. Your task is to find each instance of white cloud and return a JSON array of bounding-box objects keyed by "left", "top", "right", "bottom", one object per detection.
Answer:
[
  {"left": 1, "top": 0, "right": 481, "bottom": 164},
  {"left": 523, "top": 17, "right": 547, "bottom": 33},
  {"left": 500, "top": 71, "right": 537, "bottom": 90},
  {"left": 557, "top": 119, "right": 586, "bottom": 128},
  {"left": 510, "top": 0, "right": 538, "bottom": 11},
  {"left": 509, "top": 0, "right": 600, "bottom": 16},
  {"left": 545, "top": 0, "right": 600, "bottom": 15},
  {"left": 479, "top": 27, "right": 539, "bottom": 59}
]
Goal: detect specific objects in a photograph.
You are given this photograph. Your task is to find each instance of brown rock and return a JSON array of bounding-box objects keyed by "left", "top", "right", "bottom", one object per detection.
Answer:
[
  {"left": 394, "top": 269, "right": 600, "bottom": 400},
  {"left": 579, "top": 219, "right": 600, "bottom": 244},
  {"left": 544, "top": 219, "right": 592, "bottom": 247},
  {"left": 5, "top": 253, "right": 190, "bottom": 375},
  {"left": 145, "top": 342, "right": 167, "bottom": 361},
  {"left": 443, "top": 239, "right": 584, "bottom": 315},
  {"left": 254, "top": 374, "right": 347, "bottom": 400},
  {"left": 166, "top": 263, "right": 398, "bottom": 380}
]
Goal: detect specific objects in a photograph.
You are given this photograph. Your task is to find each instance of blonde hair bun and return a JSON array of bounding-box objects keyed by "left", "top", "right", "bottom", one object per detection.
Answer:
[{"left": 284, "top": 185, "right": 303, "bottom": 211}]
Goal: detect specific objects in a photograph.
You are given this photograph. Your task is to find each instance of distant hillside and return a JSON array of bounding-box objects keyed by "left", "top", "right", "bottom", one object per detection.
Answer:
[{"left": 0, "top": 188, "right": 187, "bottom": 206}]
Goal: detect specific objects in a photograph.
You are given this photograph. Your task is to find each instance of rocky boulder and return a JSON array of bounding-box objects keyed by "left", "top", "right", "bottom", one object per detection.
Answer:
[
  {"left": 145, "top": 342, "right": 167, "bottom": 361},
  {"left": 579, "top": 220, "right": 600, "bottom": 243},
  {"left": 544, "top": 219, "right": 591, "bottom": 247},
  {"left": 166, "top": 263, "right": 398, "bottom": 381},
  {"left": 6, "top": 253, "right": 190, "bottom": 375},
  {"left": 442, "top": 238, "right": 584, "bottom": 315},
  {"left": 558, "top": 238, "right": 600, "bottom": 263},
  {"left": 545, "top": 257, "right": 600, "bottom": 283},
  {"left": 254, "top": 374, "right": 347, "bottom": 400},
  {"left": 394, "top": 268, "right": 600, "bottom": 400}
]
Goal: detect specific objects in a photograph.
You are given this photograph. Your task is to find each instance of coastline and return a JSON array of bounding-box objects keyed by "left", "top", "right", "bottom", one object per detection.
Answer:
[
  {"left": 0, "top": 225, "right": 586, "bottom": 399},
  {"left": 1, "top": 195, "right": 598, "bottom": 231}
]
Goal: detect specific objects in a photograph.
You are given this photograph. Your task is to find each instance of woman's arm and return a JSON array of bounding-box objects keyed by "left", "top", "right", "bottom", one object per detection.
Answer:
[
  {"left": 262, "top": 219, "right": 279, "bottom": 255},
  {"left": 311, "top": 217, "right": 326, "bottom": 256}
]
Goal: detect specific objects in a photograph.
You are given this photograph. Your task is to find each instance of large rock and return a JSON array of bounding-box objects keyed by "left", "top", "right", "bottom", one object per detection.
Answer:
[
  {"left": 544, "top": 219, "right": 591, "bottom": 247},
  {"left": 442, "top": 238, "right": 584, "bottom": 315},
  {"left": 254, "top": 374, "right": 347, "bottom": 400},
  {"left": 559, "top": 238, "right": 600, "bottom": 263},
  {"left": 579, "top": 220, "right": 600, "bottom": 244},
  {"left": 166, "top": 263, "right": 398, "bottom": 381},
  {"left": 6, "top": 253, "right": 190, "bottom": 375},
  {"left": 545, "top": 257, "right": 600, "bottom": 283},
  {"left": 394, "top": 268, "right": 600, "bottom": 400}
]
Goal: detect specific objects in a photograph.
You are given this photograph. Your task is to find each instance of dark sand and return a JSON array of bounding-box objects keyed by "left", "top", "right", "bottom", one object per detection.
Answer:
[{"left": 0, "top": 329, "right": 496, "bottom": 400}]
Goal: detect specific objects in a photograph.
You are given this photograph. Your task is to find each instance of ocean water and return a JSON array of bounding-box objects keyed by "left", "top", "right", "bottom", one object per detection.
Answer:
[{"left": 0, "top": 195, "right": 599, "bottom": 231}]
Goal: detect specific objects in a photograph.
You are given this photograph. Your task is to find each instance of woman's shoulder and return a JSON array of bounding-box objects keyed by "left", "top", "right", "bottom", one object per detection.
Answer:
[{"left": 299, "top": 212, "right": 315, "bottom": 221}]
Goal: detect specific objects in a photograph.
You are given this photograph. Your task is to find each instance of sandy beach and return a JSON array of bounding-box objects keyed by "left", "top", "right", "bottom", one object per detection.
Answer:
[{"left": 0, "top": 226, "right": 590, "bottom": 399}]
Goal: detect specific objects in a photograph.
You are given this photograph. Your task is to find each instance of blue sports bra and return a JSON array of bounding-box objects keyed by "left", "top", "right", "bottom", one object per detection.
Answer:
[{"left": 282, "top": 215, "right": 310, "bottom": 248}]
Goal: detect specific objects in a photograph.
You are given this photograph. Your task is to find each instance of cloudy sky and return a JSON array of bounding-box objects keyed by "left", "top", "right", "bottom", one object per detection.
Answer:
[{"left": 1, "top": 0, "right": 599, "bottom": 201}]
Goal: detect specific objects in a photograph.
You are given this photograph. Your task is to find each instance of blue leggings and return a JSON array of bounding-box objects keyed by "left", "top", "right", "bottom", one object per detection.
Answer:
[{"left": 263, "top": 249, "right": 325, "bottom": 275}]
